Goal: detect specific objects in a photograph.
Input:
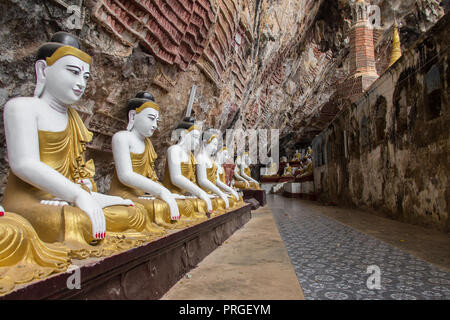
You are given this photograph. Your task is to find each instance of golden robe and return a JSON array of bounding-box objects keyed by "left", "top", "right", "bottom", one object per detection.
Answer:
[
  {"left": 0, "top": 212, "right": 71, "bottom": 296},
  {"left": 109, "top": 138, "right": 197, "bottom": 229},
  {"left": 2, "top": 108, "right": 153, "bottom": 259}
]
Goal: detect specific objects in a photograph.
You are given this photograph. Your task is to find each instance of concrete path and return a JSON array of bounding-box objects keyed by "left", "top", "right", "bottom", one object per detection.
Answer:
[{"left": 161, "top": 206, "right": 304, "bottom": 300}]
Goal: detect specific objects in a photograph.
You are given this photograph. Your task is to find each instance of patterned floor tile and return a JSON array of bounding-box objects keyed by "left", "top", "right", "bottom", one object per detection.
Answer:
[{"left": 267, "top": 195, "right": 450, "bottom": 300}]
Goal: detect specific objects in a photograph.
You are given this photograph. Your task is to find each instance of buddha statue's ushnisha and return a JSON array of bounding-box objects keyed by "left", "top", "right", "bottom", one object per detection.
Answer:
[
  {"left": 109, "top": 92, "right": 198, "bottom": 229},
  {"left": 215, "top": 148, "right": 245, "bottom": 206},
  {"left": 0, "top": 205, "right": 71, "bottom": 296},
  {"left": 196, "top": 132, "right": 233, "bottom": 211},
  {"left": 162, "top": 119, "right": 214, "bottom": 218},
  {"left": 2, "top": 32, "right": 153, "bottom": 259}
]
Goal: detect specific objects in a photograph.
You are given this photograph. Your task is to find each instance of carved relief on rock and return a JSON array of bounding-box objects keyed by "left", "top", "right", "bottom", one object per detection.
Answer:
[
  {"left": 198, "top": 0, "right": 240, "bottom": 85},
  {"left": 92, "top": 0, "right": 217, "bottom": 70}
]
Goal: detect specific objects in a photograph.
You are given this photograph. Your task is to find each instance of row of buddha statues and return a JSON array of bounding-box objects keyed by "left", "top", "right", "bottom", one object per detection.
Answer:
[
  {"left": 0, "top": 32, "right": 261, "bottom": 295},
  {"left": 261, "top": 148, "right": 313, "bottom": 179}
]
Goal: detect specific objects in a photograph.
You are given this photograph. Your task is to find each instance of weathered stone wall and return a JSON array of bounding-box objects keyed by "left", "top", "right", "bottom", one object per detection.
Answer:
[{"left": 312, "top": 13, "right": 450, "bottom": 232}]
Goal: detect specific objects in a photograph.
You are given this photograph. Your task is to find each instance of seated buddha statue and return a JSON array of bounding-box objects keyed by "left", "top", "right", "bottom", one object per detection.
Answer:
[
  {"left": 292, "top": 149, "right": 302, "bottom": 161},
  {"left": 232, "top": 155, "right": 250, "bottom": 189},
  {"left": 109, "top": 92, "right": 199, "bottom": 230},
  {"left": 0, "top": 205, "right": 71, "bottom": 296},
  {"left": 297, "top": 153, "right": 313, "bottom": 179},
  {"left": 282, "top": 163, "right": 294, "bottom": 177},
  {"left": 196, "top": 132, "right": 232, "bottom": 211},
  {"left": 162, "top": 119, "right": 213, "bottom": 218},
  {"left": 241, "top": 152, "right": 261, "bottom": 189},
  {"left": 215, "top": 147, "right": 245, "bottom": 206},
  {"left": 261, "top": 156, "right": 279, "bottom": 178},
  {"left": 2, "top": 32, "right": 153, "bottom": 259}
]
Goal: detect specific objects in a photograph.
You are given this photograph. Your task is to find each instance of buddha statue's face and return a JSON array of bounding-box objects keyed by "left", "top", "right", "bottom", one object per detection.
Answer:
[
  {"left": 185, "top": 129, "right": 201, "bottom": 151},
  {"left": 133, "top": 107, "right": 159, "bottom": 138},
  {"left": 205, "top": 138, "right": 218, "bottom": 155},
  {"left": 39, "top": 55, "right": 90, "bottom": 104}
]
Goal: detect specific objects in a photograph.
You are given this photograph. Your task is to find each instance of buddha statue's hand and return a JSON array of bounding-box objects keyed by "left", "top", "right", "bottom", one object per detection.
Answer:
[
  {"left": 74, "top": 192, "right": 106, "bottom": 240},
  {"left": 78, "top": 179, "right": 94, "bottom": 192},
  {"left": 158, "top": 189, "right": 180, "bottom": 220},
  {"left": 220, "top": 193, "right": 229, "bottom": 208},
  {"left": 91, "top": 192, "right": 134, "bottom": 208},
  {"left": 198, "top": 190, "right": 213, "bottom": 212}
]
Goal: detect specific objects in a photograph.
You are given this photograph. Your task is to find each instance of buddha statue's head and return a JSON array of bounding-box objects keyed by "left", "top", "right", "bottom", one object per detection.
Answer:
[
  {"left": 174, "top": 119, "right": 202, "bottom": 152},
  {"left": 126, "top": 91, "right": 160, "bottom": 137},
  {"left": 216, "top": 147, "right": 228, "bottom": 165},
  {"left": 201, "top": 131, "right": 219, "bottom": 156},
  {"left": 34, "top": 31, "right": 91, "bottom": 104}
]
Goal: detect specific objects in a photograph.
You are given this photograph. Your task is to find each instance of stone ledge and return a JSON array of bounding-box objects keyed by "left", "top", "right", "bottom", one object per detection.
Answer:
[
  {"left": 1, "top": 204, "right": 252, "bottom": 300},
  {"left": 242, "top": 189, "right": 267, "bottom": 207}
]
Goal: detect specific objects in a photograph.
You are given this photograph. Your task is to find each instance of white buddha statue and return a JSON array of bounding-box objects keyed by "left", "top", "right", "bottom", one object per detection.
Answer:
[
  {"left": 2, "top": 32, "right": 152, "bottom": 258},
  {"left": 162, "top": 120, "right": 214, "bottom": 216},
  {"left": 196, "top": 133, "right": 230, "bottom": 210},
  {"left": 232, "top": 155, "right": 250, "bottom": 189},
  {"left": 282, "top": 163, "right": 294, "bottom": 177},
  {"left": 109, "top": 92, "right": 201, "bottom": 230},
  {"left": 293, "top": 149, "right": 302, "bottom": 161},
  {"left": 240, "top": 152, "right": 261, "bottom": 189},
  {"left": 261, "top": 156, "right": 279, "bottom": 177}
]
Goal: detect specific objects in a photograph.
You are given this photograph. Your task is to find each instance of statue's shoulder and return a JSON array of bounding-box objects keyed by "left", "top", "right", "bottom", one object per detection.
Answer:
[
  {"left": 4, "top": 96, "right": 41, "bottom": 118},
  {"left": 195, "top": 152, "right": 208, "bottom": 164},
  {"left": 113, "top": 130, "right": 131, "bottom": 140},
  {"left": 112, "top": 130, "right": 132, "bottom": 147}
]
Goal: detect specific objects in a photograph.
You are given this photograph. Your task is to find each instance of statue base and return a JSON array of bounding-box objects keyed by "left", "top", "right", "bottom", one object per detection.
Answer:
[
  {"left": 1, "top": 204, "right": 252, "bottom": 300},
  {"left": 282, "top": 178, "right": 317, "bottom": 201},
  {"left": 242, "top": 189, "right": 266, "bottom": 207}
]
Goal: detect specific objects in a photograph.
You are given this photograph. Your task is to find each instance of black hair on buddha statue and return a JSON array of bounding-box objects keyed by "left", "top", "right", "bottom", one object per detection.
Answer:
[
  {"left": 135, "top": 91, "right": 155, "bottom": 101},
  {"left": 35, "top": 31, "right": 81, "bottom": 62},
  {"left": 127, "top": 92, "right": 156, "bottom": 121},
  {"left": 175, "top": 117, "right": 196, "bottom": 131}
]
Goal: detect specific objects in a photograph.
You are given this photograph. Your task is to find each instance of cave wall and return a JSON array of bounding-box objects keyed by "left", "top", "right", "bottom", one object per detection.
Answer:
[
  {"left": 312, "top": 13, "right": 450, "bottom": 232},
  {"left": 0, "top": 0, "right": 447, "bottom": 199}
]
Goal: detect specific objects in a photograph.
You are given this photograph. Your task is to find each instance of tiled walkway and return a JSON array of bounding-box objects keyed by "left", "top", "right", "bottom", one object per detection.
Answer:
[{"left": 268, "top": 195, "right": 450, "bottom": 300}]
